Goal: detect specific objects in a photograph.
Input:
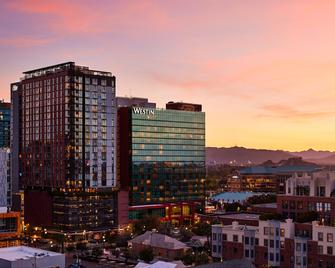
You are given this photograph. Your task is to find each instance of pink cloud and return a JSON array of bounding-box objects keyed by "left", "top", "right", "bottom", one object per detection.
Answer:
[
  {"left": 6, "top": 0, "right": 173, "bottom": 35},
  {"left": 0, "top": 36, "right": 51, "bottom": 47}
]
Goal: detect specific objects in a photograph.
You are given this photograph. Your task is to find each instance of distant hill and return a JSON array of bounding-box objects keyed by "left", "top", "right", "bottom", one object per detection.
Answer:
[
  {"left": 206, "top": 147, "right": 294, "bottom": 165},
  {"left": 307, "top": 154, "right": 335, "bottom": 165},
  {"left": 290, "top": 149, "right": 334, "bottom": 159},
  {"left": 206, "top": 147, "right": 335, "bottom": 165}
]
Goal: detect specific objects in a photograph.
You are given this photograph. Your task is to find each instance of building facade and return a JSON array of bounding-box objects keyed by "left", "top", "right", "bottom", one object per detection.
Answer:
[
  {"left": 0, "top": 101, "right": 10, "bottom": 148},
  {"left": 240, "top": 164, "right": 320, "bottom": 194},
  {"left": 117, "top": 102, "right": 205, "bottom": 225},
  {"left": 0, "top": 208, "right": 21, "bottom": 248},
  {"left": 212, "top": 219, "right": 335, "bottom": 268},
  {"left": 0, "top": 149, "right": 10, "bottom": 207},
  {"left": 277, "top": 171, "right": 335, "bottom": 225},
  {"left": 11, "top": 62, "right": 117, "bottom": 232}
]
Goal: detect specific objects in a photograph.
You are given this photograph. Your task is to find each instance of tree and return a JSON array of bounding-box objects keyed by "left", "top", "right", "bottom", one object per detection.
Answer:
[
  {"left": 181, "top": 250, "right": 195, "bottom": 265},
  {"left": 259, "top": 213, "right": 282, "bottom": 221},
  {"left": 76, "top": 242, "right": 88, "bottom": 252},
  {"left": 195, "top": 252, "right": 209, "bottom": 265},
  {"left": 192, "top": 222, "right": 211, "bottom": 237},
  {"left": 247, "top": 194, "right": 276, "bottom": 205},
  {"left": 296, "top": 211, "right": 318, "bottom": 223},
  {"left": 225, "top": 202, "right": 245, "bottom": 212},
  {"left": 139, "top": 247, "right": 154, "bottom": 263},
  {"left": 158, "top": 222, "right": 171, "bottom": 235},
  {"left": 92, "top": 247, "right": 103, "bottom": 257},
  {"left": 115, "top": 233, "right": 131, "bottom": 248},
  {"left": 180, "top": 227, "right": 193, "bottom": 242},
  {"left": 133, "top": 215, "right": 160, "bottom": 235}
]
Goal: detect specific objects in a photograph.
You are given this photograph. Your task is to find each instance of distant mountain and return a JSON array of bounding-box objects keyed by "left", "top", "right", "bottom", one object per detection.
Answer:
[
  {"left": 290, "top": 149, "right": 334, "bottom": 160},
  {"left": 307, "top": 154, "right": 335, "bottom": 165},
  {"left": 206, "top": 147, "right": 294, "bottom": 165},
  {"left": 206, "top": 147, "right": 335, "bottom": 165}
]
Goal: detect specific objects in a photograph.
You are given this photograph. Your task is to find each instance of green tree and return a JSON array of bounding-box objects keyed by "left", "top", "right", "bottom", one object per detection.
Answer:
[
  {"left": 139, "top": 247, "right": 154, "bottom": 263},
  {"left": 225, "top": 202, "right": 245, "bottom": 212},
  {"left": 92, "top": 247, "right": 103, "bottom": 257},
  {"left": 296, "top": 211, "right": 318, "bottom": 223},
  {"left": 195, "top": 252, "right": 209, "bottom": 265},
  {"left": 76, "top": 242, "right": 88, "bottom": 252},
  {"left": 180, "top": 227, "right": 193, "bottom": 242},
  {"left": 181, "top": 250, "right": 195, "bottom": 265},
  {"left": 133, "top": 215, "right": 160, "bottom": 235},
  {"left": 259, "top": 213, "right": 282, "bottom": 221},
  {"left": 192, "top": 222, "right": 211, "bottom": 237}
]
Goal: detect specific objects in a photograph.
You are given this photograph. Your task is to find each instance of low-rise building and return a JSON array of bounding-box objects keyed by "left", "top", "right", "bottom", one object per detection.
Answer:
[
  {"left": 0, "top": 208, "right": 21, "bottom": 248},
  {"left": 212, "top": 219, "right": 335, "bottom": 268},
  {"left": 277, "top": 171, "right": 335, "bottom": 225},
  {"left": 129, "top": 231, "right": 190, "bottom": 260},
  {"left": 0, "top": 246, "right": 65, "bottom": 268},
  {"left": 240, "top": 163, "right": 319, "bottom": 194}
]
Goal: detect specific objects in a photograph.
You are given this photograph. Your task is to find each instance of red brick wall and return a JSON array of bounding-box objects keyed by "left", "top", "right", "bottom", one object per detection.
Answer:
[{"left": 222, "top": 241, "right": 244, "bottom": 260}]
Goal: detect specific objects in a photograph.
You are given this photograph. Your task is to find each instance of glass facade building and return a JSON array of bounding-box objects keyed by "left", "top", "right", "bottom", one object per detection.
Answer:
[
  {"left": 118, "top": 104, "right": 205, "bottom": 225},
  {"left": 12, "top": 62, "right": 118, "bottom": 232},
  {"left": 0, "top": 101, "right": 10, "bottom": 148}
]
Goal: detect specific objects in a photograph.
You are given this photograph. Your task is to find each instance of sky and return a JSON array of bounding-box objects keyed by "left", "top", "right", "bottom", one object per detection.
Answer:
[{"left": 1, "top": 0, "right": 335, "bottom": 151}]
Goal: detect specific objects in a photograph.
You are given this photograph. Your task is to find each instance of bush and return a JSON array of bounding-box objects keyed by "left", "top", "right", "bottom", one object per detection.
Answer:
[
  {"left": 192, "top": 222, "right": 211, "bottom": 237},
  {"left": 181, "top": 250, "right": 195, "bottom": 265},
  {"left": 195, "top": 252, "right": 209, "bottom": 265},
  {"left": 139, "top": 247, "right": 154, "bottom": 263},
  {"left": 92, "top": 247, "right": 103, "bottom": 257}
]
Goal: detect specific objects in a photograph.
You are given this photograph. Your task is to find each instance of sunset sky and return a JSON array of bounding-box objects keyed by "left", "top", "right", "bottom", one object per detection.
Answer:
[{"left": 1, "top": 0, "right": 335, "bottom": 151}]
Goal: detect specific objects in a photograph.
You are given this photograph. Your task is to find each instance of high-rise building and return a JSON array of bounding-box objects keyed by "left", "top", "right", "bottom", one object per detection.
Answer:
[
  {"left": 0, "top": 101, "right": 10, "bottom": 148},
  {"left": 0, "top": 149, "right": 10, "bottom": 207},
  {"left": 0, "top": 101, "right": 11, "bottom": 207},
  {"left": 117, "top": 102, "right": 205, "bottom": 225},
  {"left": 116, "top": 96, "right": 156, "bottom": 108},
  {"left": 11, "top": 62, "right": 117, "bottom": 232}
]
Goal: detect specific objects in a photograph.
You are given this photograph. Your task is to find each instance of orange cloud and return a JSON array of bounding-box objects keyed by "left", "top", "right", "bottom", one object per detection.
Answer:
[{"left": 258, "top": 104, "right": 335, "bottom": 120}]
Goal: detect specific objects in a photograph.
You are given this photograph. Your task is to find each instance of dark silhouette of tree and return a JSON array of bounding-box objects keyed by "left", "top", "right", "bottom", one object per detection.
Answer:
[{"left": 139, "top": 247, "right": 154, "bottom": 263}]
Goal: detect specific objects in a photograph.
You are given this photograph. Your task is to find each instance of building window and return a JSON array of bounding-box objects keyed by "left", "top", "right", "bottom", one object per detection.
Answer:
[
  {"left": 270, "top": 253, "right": 274, "bottom": 261},
  {"left": 296, "top": 256, "right": 301, "bottom": 265},
  {"left": 223, "top": 234, "right": 227, "bottom": 241},
  {"left": 270, "top": 239, "right": 274, "bottom": 248},
  {"left": 212, "top": 233, "right": 217, "bottom": 241},
  {"left": 233, "top": 235, "right": 238, "bottom": 242},
  {"left": 245, "top": 237, "right": 249, "bottom": 245},
  {"left": 212, "top": 245, "right": 217, "bottom": 253},
  {"left": 327, "top": 246, "right": 333, "bottom": 255},
  {"left": 264, "top": 227, "right": 269, "bottom": 235},
  {"left": 264, "top": 239, "right": 268, "bottom": 247},
  {"left": 255, "top": 238, "right": 259, "bottom": 245},
  {"left": 245, "top": 249, "right": 249, "bottom": 258},
  {"left": 318, "top": 232, "right": 324, "bottom": 241},
  {"left": 296, "top": 243, "right": 301, "bottom": 251},
  {"left": 325, "top": 203, "right": 331, "bottom": 212},
  {"left": 328, "top": 233, "right": 333, "bottom": 243},
  {"left": 318, "top": 245, "right": 323, "bottom": 254}
]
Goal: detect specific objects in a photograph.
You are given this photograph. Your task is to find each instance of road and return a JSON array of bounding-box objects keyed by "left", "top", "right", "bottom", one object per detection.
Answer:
[{"left": 66, "top": 254, "right": 136, "bottom": 268}]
